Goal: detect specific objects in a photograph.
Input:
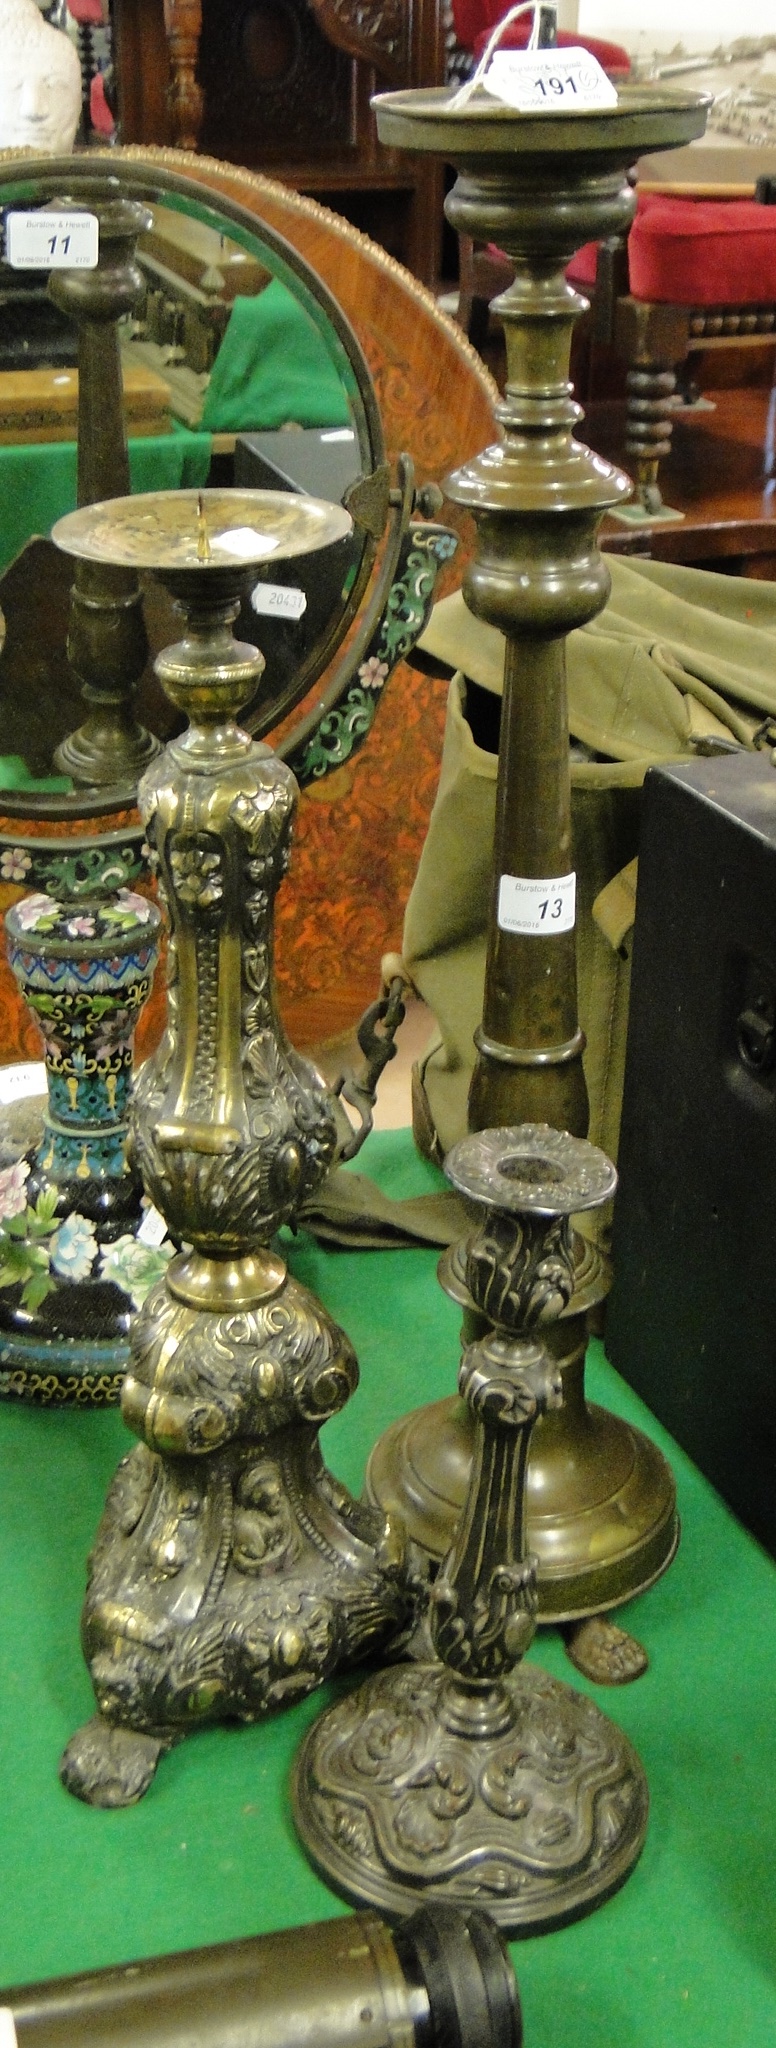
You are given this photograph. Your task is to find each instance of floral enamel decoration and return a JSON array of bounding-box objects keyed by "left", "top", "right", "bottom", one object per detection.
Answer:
[
  {"left": 358, "top": 656, "right": 389, "bottom": 691},
  {"left": 98, "top": 1233, "right": 175, "bottom": 1309},
  {"left": 0, "top": 1179, "right": 73, "bottom": 1313},
  {"left": 113, "top": 889, "right": 153, "bottom": 923},
  {"left": 0, "top": 1159, "right": 32, "bottom": 1219},
  {"left": 0, "top": 1160, "right": 173, "bottom": 1312},
  {"left": 50, "top": 1212, "right": 99, "bottom": 1282},
  {"left": 0, "top": 847, "right": 32, "bottom": 883},
  {"left": 14, "top": 893, "right": 59, "bottom": 933}
]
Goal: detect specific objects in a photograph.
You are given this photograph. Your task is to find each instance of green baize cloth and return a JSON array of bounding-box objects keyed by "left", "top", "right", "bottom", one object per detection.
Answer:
[
  {"left": 0, "top": 425, "right": 212, "bottom": 580},
  {"left": 201, "top": 280, "right": 351, "bottom": 433}
]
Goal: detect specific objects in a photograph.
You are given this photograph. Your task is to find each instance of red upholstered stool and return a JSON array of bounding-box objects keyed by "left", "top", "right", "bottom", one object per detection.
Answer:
[{"left": 569, "top": 191, "right": 776, "bottom": 519}]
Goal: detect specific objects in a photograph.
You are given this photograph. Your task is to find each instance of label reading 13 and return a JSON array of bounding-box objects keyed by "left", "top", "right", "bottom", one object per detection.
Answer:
[
  {"left": 5, "top": 210, "right": 99, "bottom": 270},
  {"left": 498, "top": 870, "right": 576, "bottom": 937}
]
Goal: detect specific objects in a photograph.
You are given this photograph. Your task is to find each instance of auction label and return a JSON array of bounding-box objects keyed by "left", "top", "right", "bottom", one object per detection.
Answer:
[
  {"left": 0, "top": 2010, "right": 18, "bottom": 2048},
  {"left": 137, "top": 1203, "right": 169, "bottom": 1248},
  {"left": 5, "top": 209, "right": 99, "bottom": 269},
  {"left": 251, "top": 581, "right": 307, "bottom": 620},
  {"left": 0, "top": 1060, "right": 46, "bottom": 1105},
  {"left": 481, "top": 48, "right": 618, "bottom": 113},
  {"left": 498, "top": 870, "right": 576, "bottom": 936}
]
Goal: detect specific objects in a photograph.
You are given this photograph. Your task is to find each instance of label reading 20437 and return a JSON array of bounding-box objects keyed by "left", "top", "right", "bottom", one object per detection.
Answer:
[
  {"left": 498, "top": 871, "right": 576, "bottom": 937},
  {"left": 5, "top": 210, "right": 99, "bottom": 270}
]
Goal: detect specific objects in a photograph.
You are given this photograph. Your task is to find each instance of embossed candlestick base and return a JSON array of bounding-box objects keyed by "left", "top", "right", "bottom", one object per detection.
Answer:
[
  {"left": 364, "top": 86, "right": 709, "bottom": 1669},
  {"left": 294, "top": 1126, "right": 648, "bottom": 1934},
  {"left": 54, "top": 491, "right": 418, "bottom": 1807}
]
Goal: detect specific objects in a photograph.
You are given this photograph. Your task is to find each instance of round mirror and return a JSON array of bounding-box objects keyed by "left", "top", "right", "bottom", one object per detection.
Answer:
[{"left": 0, "top": 150, "right": 386, "bottom": 816}]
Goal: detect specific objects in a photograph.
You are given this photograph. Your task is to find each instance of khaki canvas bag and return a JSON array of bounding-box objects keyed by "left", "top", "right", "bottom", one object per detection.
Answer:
[{"left": 404, "top": 555, "right": 776, "bottom": 1171}]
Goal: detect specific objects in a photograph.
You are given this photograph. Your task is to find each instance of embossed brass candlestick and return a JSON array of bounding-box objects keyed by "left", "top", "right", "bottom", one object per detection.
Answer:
[
  {"left": 54, "top": 489, "right": 417, "bottom": 1807},
  {"left": 365, "top": 87, "right": 708, "bottom": 1671},
  {"left": 294, "top": 1124, "right": 648, "bottom": 1931}
]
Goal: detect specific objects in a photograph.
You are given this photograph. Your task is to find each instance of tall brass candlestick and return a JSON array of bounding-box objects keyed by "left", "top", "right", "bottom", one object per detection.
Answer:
[
  {"left": 53, "top": 490, "right": 417, "bottom": 1808},
  {"left": 365, "top": 85, "right": 708, "bottom": 1680},
  {"left": 49, "top": 181, "right": 160, "bottom": 789}
]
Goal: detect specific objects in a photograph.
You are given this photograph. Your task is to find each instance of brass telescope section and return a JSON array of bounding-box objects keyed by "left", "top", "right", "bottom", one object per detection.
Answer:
[
  {"left": 0, "top": 1905, "right": 522, "bottom": 2048},
  {"left": 364, "top": 84, "right": 709, "bottom": 1668}
]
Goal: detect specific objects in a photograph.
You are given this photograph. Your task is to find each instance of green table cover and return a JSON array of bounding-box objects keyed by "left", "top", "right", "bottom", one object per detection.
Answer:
[
  {"left": 0, "top": 425, "right": 213, "bottom": 579},
  {"left": 0, "top": 1129, "right": 774, "bottom": 2046},
  {"left": 200, "top": 280, "right": 352, "bottom": 434}
]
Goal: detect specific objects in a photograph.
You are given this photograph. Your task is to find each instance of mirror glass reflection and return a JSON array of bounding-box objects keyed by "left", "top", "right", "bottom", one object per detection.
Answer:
[{"left": 0, "top": 159, "right": 384, "bottom": 808}]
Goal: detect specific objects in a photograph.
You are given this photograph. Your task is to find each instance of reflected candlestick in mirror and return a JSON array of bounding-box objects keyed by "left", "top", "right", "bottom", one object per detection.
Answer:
[{"left": 53, "top": 487, "right": 352, "bottom": 572}]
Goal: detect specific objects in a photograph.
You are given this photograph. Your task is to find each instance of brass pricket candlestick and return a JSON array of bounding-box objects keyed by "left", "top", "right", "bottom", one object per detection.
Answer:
[
  {"left": 49, "top": 181, "right": 161, "bottom": 789},
  {"left": 364, "top": 85, "right": 708, "bottom": 1675},
  {"left": 54, "top": 490, "right": 417, "bottom": 1808},
  {"left": 294, "top": 1124, "right": 648, "bottom": 1932}
]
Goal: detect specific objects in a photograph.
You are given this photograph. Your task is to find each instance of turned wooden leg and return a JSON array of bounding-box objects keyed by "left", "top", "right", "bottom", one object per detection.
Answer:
[
  {"left": 615, "top": 295, "right": 692, "bottom": 519},
  {"left": 163, "top": 0, "right": 204, "bottom": 149},
  {"left": 625, "top": 359, "right": 677, "bottom": 515}
]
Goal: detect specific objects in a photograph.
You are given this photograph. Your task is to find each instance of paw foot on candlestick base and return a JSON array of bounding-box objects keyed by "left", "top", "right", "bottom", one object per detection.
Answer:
[
  {"left": 293, "top": 1661, "right": 649, "bottom": 1934},
  {"left": 563, "top": 1614, "right": 649, "bottom": 1685},
  {"left": 59, "top": 1270, "right": 421, "bottom": 1802},
  {"left": 59, "top": 1716, "right": 172, "bottom": 1808}
]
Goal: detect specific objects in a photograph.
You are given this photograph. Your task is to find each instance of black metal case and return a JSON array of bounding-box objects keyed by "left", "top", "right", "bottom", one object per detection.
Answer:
[{"left": 607, "top": 750, "right": 776, "bottom": 1556}]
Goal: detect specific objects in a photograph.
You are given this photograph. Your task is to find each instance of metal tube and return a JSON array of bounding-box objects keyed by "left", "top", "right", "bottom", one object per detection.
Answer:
[{"left": 0, "top": 1907, "right": 521, "bottom": 2048}]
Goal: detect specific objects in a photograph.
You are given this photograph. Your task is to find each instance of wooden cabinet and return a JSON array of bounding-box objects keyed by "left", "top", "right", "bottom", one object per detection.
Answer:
[{"left": 111, "top": 0, "right": 447, "bottom": 284}]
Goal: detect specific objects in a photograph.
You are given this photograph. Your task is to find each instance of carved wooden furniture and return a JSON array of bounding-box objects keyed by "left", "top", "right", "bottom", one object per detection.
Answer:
[{"left": 110, "top": 0, "right": 447, "bottom": 284}]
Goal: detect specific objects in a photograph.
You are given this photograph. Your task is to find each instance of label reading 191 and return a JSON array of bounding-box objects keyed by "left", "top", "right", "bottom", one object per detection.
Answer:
[
  {"left": 481, "top": 48, "right": 618, "bottom": 114},
  {"left": 5, "top": 210, "right": 99, "bottom": 270},
  {"left": 498, "top": 870, "right": 576, "bottom": 937}
]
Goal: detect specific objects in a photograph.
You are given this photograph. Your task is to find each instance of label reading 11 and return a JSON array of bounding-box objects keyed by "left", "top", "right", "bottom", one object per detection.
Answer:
[
  {"left": 498, "top": 870, "right": 576, "bottom": 937},
  {"left": 481, "top": 48, "right": 618, "bottom": 114},
  {"left": 5, "top": 210, "right": 99, "bottom": 270}
]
